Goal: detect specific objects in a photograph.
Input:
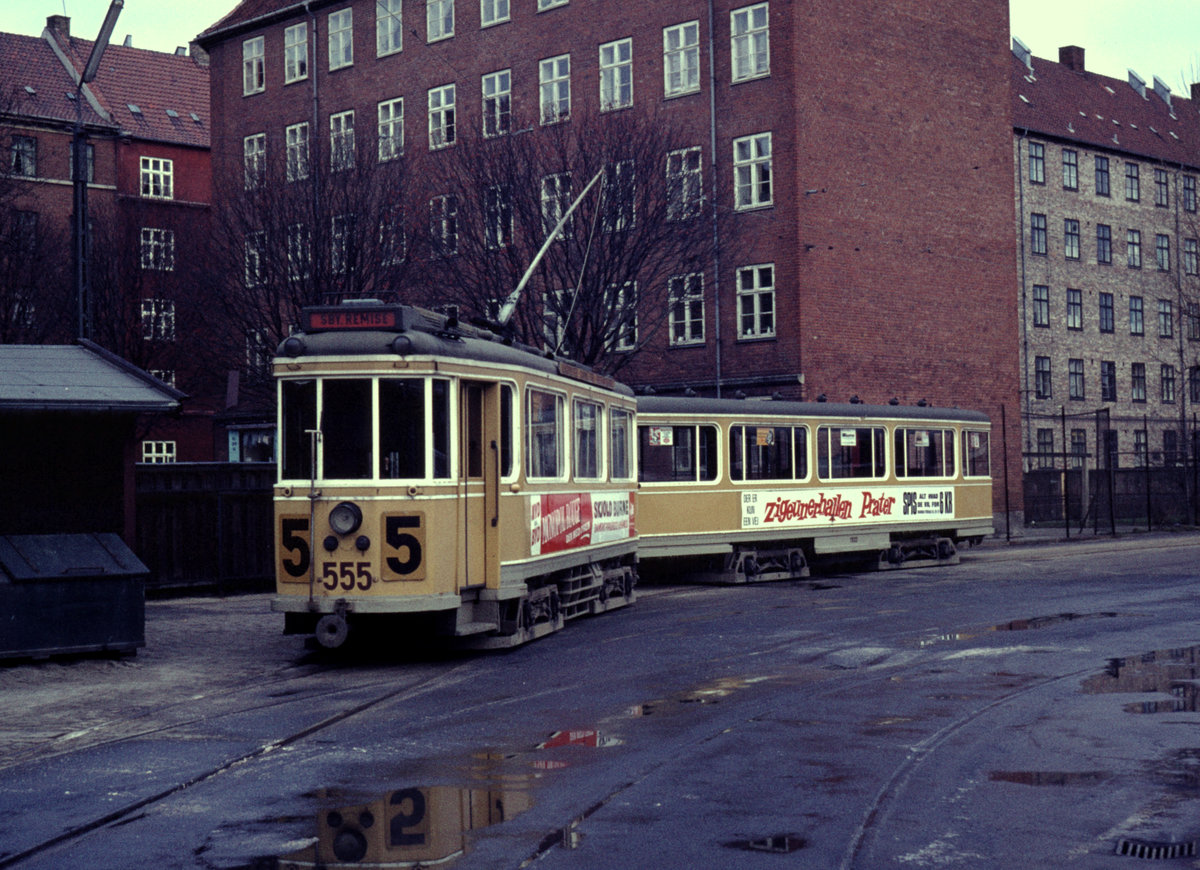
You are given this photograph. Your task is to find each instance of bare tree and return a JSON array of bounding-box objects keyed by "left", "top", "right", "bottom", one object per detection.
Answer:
[{"left": 425, "top": 108, "right": 721, "bottom": 376}]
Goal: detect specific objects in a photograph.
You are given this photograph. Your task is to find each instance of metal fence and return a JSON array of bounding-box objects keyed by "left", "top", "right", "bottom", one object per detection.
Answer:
[{"left": 135, "top": 463, "right": 274, "bottom": 594}]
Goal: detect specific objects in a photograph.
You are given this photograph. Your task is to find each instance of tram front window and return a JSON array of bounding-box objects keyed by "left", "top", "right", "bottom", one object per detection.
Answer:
[
  {"left": 323, "top": 379, "right": 373, "bottom": 479},
  {"left": 280, "top": 380, "right": 316, "bottom": 480},
  {"left": 380, "top": 379, "right": 425, "bottom": 478}
]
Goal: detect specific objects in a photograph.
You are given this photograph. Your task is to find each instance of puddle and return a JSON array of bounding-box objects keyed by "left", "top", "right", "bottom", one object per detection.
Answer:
[
  {"left": 918, "top": 612, "right": 1126, "bottom": 649},
  {"left": 723, "top": 834, "right": 807, "bottom": 853},
  {"left": 1081, "top": 646, "right": 1200, "bottom": 713},
  {"left": 537, "top": 729, "right": 622, "bottom": 749},
  {"left": 989, "top": 770, "right": 1111, "bottom": 787}
]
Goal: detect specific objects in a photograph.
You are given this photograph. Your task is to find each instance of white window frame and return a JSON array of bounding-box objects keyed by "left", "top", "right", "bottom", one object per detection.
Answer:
[
  {"left": 331, "top": 214, "right": 354, "bottom": 273},
  {"left": 599, "top": 37, "right": 633, "bottom": 111},
  {"left": 427, "top": 0, "right": 454, "bottom": 42},
  {"left": 330, "top": 110, "right": 356, "bottom": 171},
  {"left": 608, "top": 281, "right": 638, "bottom": 352},
  {"left": 666, "top": 146, "right": 703, "bottom": 219},
  {"left": 140, "top": 156, "right": 174, "bottom": 199},
  {"left": 603, "top": 159, "right": 636, "bottom": 232},
  {"left": 141, "top": 298, "right": 176, "bottom": 341},
  {"left": 285, "top": 122, "right": 310, "bottom": 181},
  {"left": 377, "top": 0, "right": 403, "bottom": 56},
  {"left": 736, "top": 263, "right": 775, "bottom": 339},
  {"left": 245, "top": 232, "right": 267, "bottom": 287},
  {"left": 731, "top": 3, "right": 770, "bottom": 82},
  {"left": 243, "top": 133, "right": 266, "bottom": 189},
  {"left": 485, "top": 184, "right": 512, "bottom": 250},
  {"left": 430, "top": 194, "right": 459, "bottom": 256},
  {"left": 541, "top": 172, "right": 572, "bottom": 238},
  {"left": 733, "top": 132, "right": 772, "bottom": 209},
  {"left": 328, "top": 8, "right": 353, "bottom": 70},
  {"left": 539, "top": 54, "right": 570, "bottom": 124},
  {"left": 428, "top": 84, "right": 456, "bottom": 149},
  {"left": 243, "top": 36, "right": 265, "bottom": 95},
  {"left": 481, "top": 0, "right": 510, "bottom": 27},
  {"left": 141, "top": 441, "right": 177, "bottom": 463},
  {"left": 668, "top": 272, "right": 704, "bottom": 346},
  {"left": 140, "top": 228, "right": 175, "bottom": 272},
  {"left": 482, "top": 69, "right": 511, "bottom": 137},
  {"left": 287, "top": 223, "right": 311, "bottom": 280},
  {"left": 284, "top": 23, "right": 308, "bottom": 83},
  {"left": 663, "top": 21, "right": 700, "bottom": 97},
  {"left": 378, "top": 98, "right": 404, "bottom": 161}
]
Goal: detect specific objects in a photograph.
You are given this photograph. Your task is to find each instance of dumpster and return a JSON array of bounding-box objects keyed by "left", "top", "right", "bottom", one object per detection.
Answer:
[{"left": 0, "top": 533, "right": 148, "bottom": 659}]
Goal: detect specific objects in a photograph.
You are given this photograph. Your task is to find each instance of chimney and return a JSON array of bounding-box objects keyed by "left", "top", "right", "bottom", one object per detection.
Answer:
[
  {"left": 1129, "top": 69, "right": 1147, "bottom": 99},
  {"left": 1192, "top": 82, "right": 1200, "bottom": 104},
  {"left": 1011, "top": 36, "right": 1032, "bottom": 71},
  {"left": 1059, "top": 45, "right": 1085, "bottom": 72},
  {"left": 1153, "top": 76, "right": 1172, "bottom": 109},
  {"left": 46, "top": 14, "right": 70, "bottom": 43}
]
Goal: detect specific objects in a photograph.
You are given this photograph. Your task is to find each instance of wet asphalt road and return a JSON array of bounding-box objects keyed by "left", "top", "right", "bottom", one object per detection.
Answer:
[{"left": 1, "top": 533, "right": 1198, "bottom": 869}]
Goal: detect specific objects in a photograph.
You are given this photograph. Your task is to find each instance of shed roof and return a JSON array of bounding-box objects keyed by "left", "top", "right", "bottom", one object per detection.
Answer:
[{"left": 0, "top": 342, "right": 184, "bottom": 413}]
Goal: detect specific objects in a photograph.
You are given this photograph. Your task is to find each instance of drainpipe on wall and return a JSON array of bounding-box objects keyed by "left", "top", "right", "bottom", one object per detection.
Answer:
[
  {"left": 707, "top": 0, "right": 722, "bottom": 398},
  {"left": 1016, "top": 130, "right": 1031, "bottom": 463}
]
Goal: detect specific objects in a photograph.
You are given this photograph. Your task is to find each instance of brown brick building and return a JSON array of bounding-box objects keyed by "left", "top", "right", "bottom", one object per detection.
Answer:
[{"left": 197, "top": 0, "right": 1020, "bottom": 515}]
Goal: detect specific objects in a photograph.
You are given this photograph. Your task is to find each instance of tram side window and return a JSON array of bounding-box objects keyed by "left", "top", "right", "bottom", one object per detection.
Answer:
[
  {"left": 610, "top": 408, "right": 633, "bottom": 480},
  {"left": 528, "top": 388, "right": 563, "bottom": 478},
  {"left": 432, "top": 379, "right": 451, "bottom": 478},
  {"left": 894, "top": 428, "right": 955, "bottom": 478},
  {"left": 817, "top": 426, "right": 885, "bottom": 479},
  {"left": 323, "top": 379, "right": 373, "bottom": 479},
  {"left": 638, "top": 425, "right": 718, "bottom": 482},
  {"left": 730, "top": 425, "right": 806, "bottom": 480},
  {"left": 280, "top": 379, "right": 316, "bottom": 480},
  {"left": 964, "top": 429, "right": 991, "bottom": 477},
  {"left": 379, "top": 378, "right": 425, "bottom": 478},
  {"left": 574, "top": 400, "right": 601, "bottom": 479},
  {"left": 500, "top": 385, "right": 514, "bottom": 478}
]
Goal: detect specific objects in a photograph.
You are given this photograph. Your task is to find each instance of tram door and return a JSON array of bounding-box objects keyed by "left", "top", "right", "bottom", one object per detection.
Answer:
[{"left": 461, "top": 382, "right": 500, "bottom": 589}]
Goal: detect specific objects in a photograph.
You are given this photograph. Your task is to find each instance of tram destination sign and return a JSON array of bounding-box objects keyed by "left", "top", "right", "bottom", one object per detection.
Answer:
[{"left": 303, "top": 305, "right": 404, "bottom": 332}]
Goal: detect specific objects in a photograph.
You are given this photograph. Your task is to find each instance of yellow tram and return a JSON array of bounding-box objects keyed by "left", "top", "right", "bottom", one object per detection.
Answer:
[
  {"left": 272, "top": 301, "right": 637, "bottom": 649},
  {"left": 635, "top": 396, "right": 994, "bottom": 583}
]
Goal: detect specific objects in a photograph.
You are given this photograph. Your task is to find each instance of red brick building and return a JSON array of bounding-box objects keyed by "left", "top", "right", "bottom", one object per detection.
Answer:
[{"left": 197, "top": 0, "right": 1020, "bottom": 514}]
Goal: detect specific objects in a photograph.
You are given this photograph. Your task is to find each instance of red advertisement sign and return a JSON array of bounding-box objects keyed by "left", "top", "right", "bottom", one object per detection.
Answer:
[{"left": 530, "top": 492, "right": 635, "bottom": 556}]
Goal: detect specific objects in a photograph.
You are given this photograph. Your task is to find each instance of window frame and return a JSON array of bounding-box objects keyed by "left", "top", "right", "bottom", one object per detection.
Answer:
[
  {"left": 731, "top": 2, "right": 769, "bottom": 82},
  {"left": 599, "top": 37, "right": 633, "bottom": 111},
  {"left": 733, "top": 131, "right": 772, "bottom": 210},
  {"left": 284, "top": 23, "right": 308, "bottom": 83},
  {"left": 328, "top": 8, "right": 354, "bottom": 71},
  {"left": 427, "top": 0, "right": 455, "bottom": 42},
  {"left": 539, "top": 54, "right": 571, "bottom": 124},
  {"left": 285, "top": 122, "right": 310, "bottom": 181},
  {"left": 329, "top": 109, "right": 356, "bottom": 171},
  {"left": 668, "top": 272, "right": 705, "bottom": 346},
  {"left": 139, "top": 227, "right": 176, "bottom": 272},
  {"left": 736, "top": 262, "right": 775, "bottom": 340},
  {"left": 428, "top": 83, "right": 457, "bottom": 149},
  {"left": 377, "top": 0, "right": 403, "bottom": 56},
  {"left": 377, "top": 98, "right": 404, "bottom": 161},
  {"left": 140, "top": 156, "right": 174, "bottom": 199},
  {"left": 663, "top": 21, "right": 700, "bottom": 97},
  {"left": 243, "top": 36, "right": 265, "bottom": 95},
  {"left": 482, "top": 69, "right": 511, "bottom": 138}
]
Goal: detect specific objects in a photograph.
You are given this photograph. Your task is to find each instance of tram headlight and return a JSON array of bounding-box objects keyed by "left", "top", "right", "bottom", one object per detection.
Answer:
[{"left": 329, "top": 501, "right": 363, "bottom": 536}]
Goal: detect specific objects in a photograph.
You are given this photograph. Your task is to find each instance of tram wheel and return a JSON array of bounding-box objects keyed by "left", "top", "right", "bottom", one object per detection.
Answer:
[{"left": 315, "top": 613, "right": 349, "bottom": 649}]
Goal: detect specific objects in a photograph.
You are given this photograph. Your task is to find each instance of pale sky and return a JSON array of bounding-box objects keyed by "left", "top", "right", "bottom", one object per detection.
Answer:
[{"left": 0, "top": 1, "right": 1196, "bottom": 93}]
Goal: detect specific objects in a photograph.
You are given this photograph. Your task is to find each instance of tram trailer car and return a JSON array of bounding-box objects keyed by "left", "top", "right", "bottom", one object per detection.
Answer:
[
  {"left": 635, "top": 396, "right": 994, "bottom": 583},
  {"left": 272, "top": 302, "right": 637, "bottom": 649}
]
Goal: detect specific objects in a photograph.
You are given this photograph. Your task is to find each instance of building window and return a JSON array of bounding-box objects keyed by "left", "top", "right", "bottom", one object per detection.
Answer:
[
  {"left": 1131, "top": 362, "right": 1146, "bottom": 402},
  {"left": 1094, "top": 155, "right": 1109, "bottom": 196},
  {"left": 141, "top": 298, "right": 176, "bottom": 341},
  {"left": 1185, "top": 175, "right": 1197, "bottom": 212},
  {"left": 666, "top": 146, "right": 703, "bottom": 219},
  {"left": 1158, "top": 299, "right": 1173, "bottom": 337},
  {"left": 1185, "top": 238, "right": 1198, "bottom": 276},
  {"left": 140, "top": 157, "right": 173, "bottom": 199},
  {"left": 1155, "top": 234, "right": 1170, "bottom": 271},
  {"left": 1029, "top": 213, "right": 1046, "bottom": 255},
  {"left": 1032, "top": 284, "right": 1049, "bottom": 327},
  {"left": 243, "top": 133, "right": 266, "bottom": 188},
  {"left": 1028, "top": 141, "right": 1044, "bottom": 183},
  {"left": 539, "top": 54, "right": 570, "bottom": 124},
  {"left": 1070, "top": 429, "right": 1087, "bottom": 468},
  {"left": 733, "top": 132, "right": 772, "bottom": 209},
  {"left": 1096, "top": 224, "right": 1112, "bottom": 264},
  {"left": 484, "top": 185, "right": 511, "bottom": 250},
  {"left": 141, "top": 441, "right": 177, "bottom": 463},
  {"left": 430, "top": 194, "right": 458, "bottom": 256},
  {"left": 602, "top": 159, "right": 636, "bottom": 232},
  {"left": 1036, "top": 428, "right": 1054, "bottom": 469},
  {"left": 378, "top": 98, "right": 404, "bottom": 161},
  {"left": 663, "top": 21, "right": 700, "bottom": 97},
  {"left": 245, "top": 232, "right": 266, "bottom": 286},
  {"left": 668, "top": 272, "right": 704, "bottom": 345},
  {"left": 331, "top": 214, "right": 356, "bottom": 273},
  {"left": 284, "top": 23, "right": 308, "bottom": 82},
  {"left": 1124, "top": 162, "right": 1139, "bottom": 201},
  {"left": 330, "top": 110, "right": 355, "bottom": 171},
  {"left": 1068, "top": 358, "right": 1085, "bottom": 400},
  {"left": 1063, "top": 218, "right": 1080, "bottom": 259},
  {"left": 737, "top": 263, "right": 775, "bottom": 339},
  {"left": 286, "top": 122, "right": 309, "bottom": 181},
  {"left": 1099, "top": 292, "right": 1114, "bottom": 333},
  {"left": 599, "top": 38, "right": 633, "bottom": 111},
  {"left": 607, "top": 281, "right": 638, "bottom": 352},
  {"left": 68, "top": 141, "right": 94, "bottom": 183},
  {"left": 1191, "top": 367, "right": 1200, "bottom": 403},
  {"left": 1062, "top": 148, "right": 1077, "bottom": 190},
  {"left": 140, "top": 228, "right": 175, "bottom": 271},
  {"left": 731, "top": 3, "right": 769, "bottom": 82},
  {"left": 1162, "top": 365, "right": 1176, "bottom": 403},
  {"left": 10, "top": 136, "right": 36, "bottom": 177},
  {"left": 541, "top": 172, "right": 572, "bottom": 237},
  {"left": 1034, "top": 355, "right": 1051, "bottom": 399},
  {"left": 377, "top": 0, "right": 403, "bottom": 55},
  {"left": 1189, "top": 302, "right": 1200, "bottom": 341},
  {"left": 481, "top": 0, "right": 510, "bottom": 27},
  {"left": 1066, "top": 288, "right": 1082, "bottom": 329},
  {"left": 428, "top": 84, "right": 456, "bottom": 148},
  {"left": 427, "top": 0, "right": 454, "bottom": 41},
  {"left": 1164, "top": 430, "right": 1179, "bottom": 466},
  {"left": 1155, "top": 168, "right": 1169, "bottom": 207},
  {"left": 1133, "top": 430, "right": 1148, "bottom": 467},
  {"left": 1130, "top": 296, "right": 1143, "bottom": 335},
  {"left": 482, "top": 70, "right": 511, "bottom": 137},
  {"left": 148, "top": 369, "right": 176, "bottom": 388},
  {"left": 243, "top": 36, "right": 265, "bottom": 94},
  {"left": 287, "top": 223, "right": 311, "bottom": 279},
  {"left": 1101, "top": 360, "right": 1117, "bottom": 401},
  {"left": 329, "top": 8, "right": 353, "bottom": 69},
  {"left": 1127, "top": 229, "right": 1141, "bottom": 268}
]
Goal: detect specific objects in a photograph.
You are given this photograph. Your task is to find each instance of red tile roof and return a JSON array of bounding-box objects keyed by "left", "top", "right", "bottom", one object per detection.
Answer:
[
  {"left": 1013, "top": 51, "right": 1200, "bottom": 170},
  {"left": 0, "top": 32, "right": 109, "bottom": 129},
  {"left": 197, "top": 0, "right": 311, "bottom": 44}
]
